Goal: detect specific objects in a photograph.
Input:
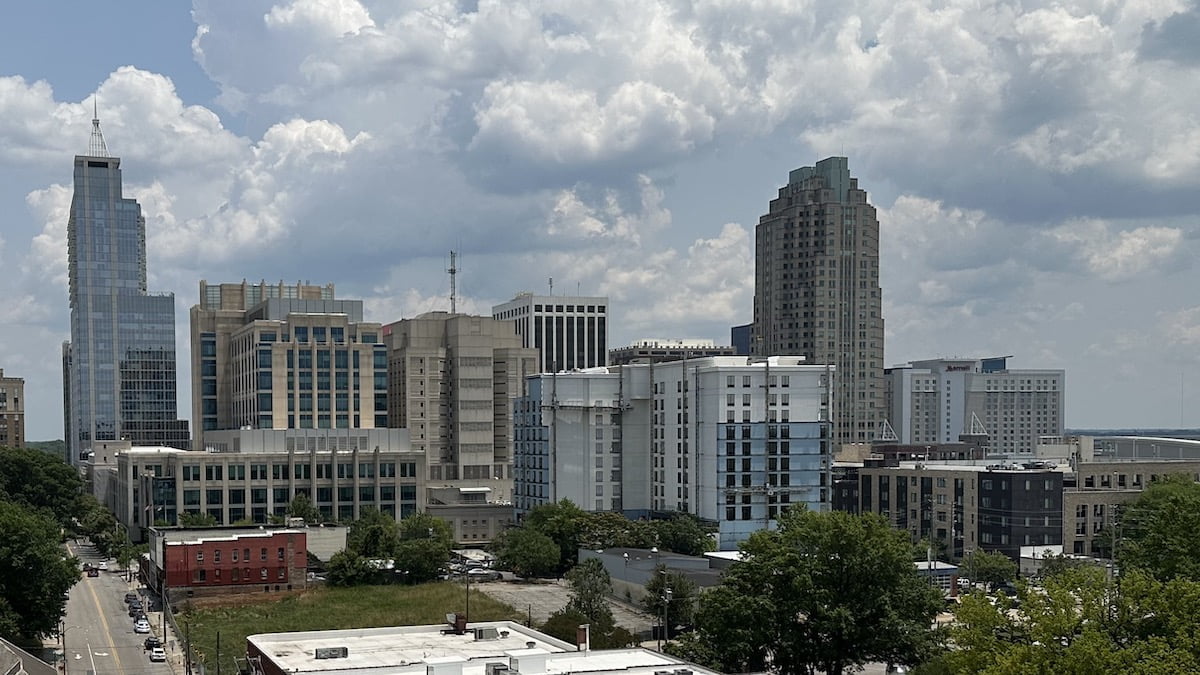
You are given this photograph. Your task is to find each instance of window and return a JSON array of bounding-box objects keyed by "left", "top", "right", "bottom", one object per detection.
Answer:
[
  {"left": 278, "top": 547, "right": 285, "bottom": 561},
  {"left": 261, "top": 548, "right": 268, "bottom": 561},
  {"left": 206, "top": 465, "right": 223, "bottom": 481},
  {"left": 214, "top": 549, "right": 221, "bottom": 563}
]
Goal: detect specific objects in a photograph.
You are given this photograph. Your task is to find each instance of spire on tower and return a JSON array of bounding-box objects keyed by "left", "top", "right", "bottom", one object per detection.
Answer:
[{"left": 88, "top": 97, "right": 109, "bottom": 157}]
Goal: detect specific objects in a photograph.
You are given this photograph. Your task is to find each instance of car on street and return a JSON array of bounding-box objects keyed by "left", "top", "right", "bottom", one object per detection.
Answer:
[
  {"left": 128, "top": 601, "right": 143, "bottom": 616},
  {"left": 125, "top": 592, "right": 138, "bottom": 604},
  {"left": 466, "top": 568, "right": 502, "bottom": 581},
  {"left": 134, "top": 619, "right": 151, "bottom": 634},
  {"left": 144, "top": 636, "right": 161, "bottom": 650},
  {"left": 98, "top": 561, "right": 108, "bottom": 571},
  {"left": 86, "top": 568, "right": 99, "bottom": 577},
  {"left": 149, "top": 647, "right": 166, "bottom": 662}
]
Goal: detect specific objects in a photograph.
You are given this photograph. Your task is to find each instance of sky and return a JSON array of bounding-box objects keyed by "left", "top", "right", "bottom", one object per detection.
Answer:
[{"left": 2, "top": 0, "right": 1199, "bottom": 441}]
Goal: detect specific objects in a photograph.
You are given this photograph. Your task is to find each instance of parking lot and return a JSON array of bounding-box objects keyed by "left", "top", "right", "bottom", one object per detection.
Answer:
[{"left": 473, "top": 579, "right": 655, "bottom": 635}]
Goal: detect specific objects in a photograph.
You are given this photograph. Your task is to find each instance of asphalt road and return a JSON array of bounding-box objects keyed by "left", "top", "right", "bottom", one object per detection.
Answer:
[{"left": 63, "top": 541, "right": 176, "bottom": 675}]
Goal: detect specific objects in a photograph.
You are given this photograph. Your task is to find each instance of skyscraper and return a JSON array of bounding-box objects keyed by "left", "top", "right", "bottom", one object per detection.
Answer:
[
  {"left": 752, "top": 157, "right": 884, "bottom": 445},
  {"left": 492, "top": 293, "right": 608, "bottom": 373},
  {"left": 188, "top": 280, "right": 386, "bottom": 451},
  {"left": 63, "top": 112, "right": 188, "bottom": 463}
]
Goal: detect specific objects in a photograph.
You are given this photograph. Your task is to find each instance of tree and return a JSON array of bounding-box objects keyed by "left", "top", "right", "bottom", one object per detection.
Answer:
[
  {"left": 579, "top": 511, "right": 654, "bottom": 550},
  {"left": 652, "top": 514, "right": 713, "bottom": 556},
  {"left": 0, "top": 501, "right": 81, "bottom": 640},
  {"left": 1039, "top": 551, "right": 1087, "bottom": 579},
  {"left": 643, "top": 565, "right": 697, "bottom": 634},
  {"left": 79, "top": 500, "right": 120, "bottom": 557},
  {"left": 0, "top": 446, "right": 85, "bottom": 528},
  {"left": 347, "top": 508, "right": 400, "bottom": 558},
  {"left": 963, "top": 549, "right": 1018, "bottom": 586},
  {"left": 943, "top": 566, "right": 1200, "bottom": 673},
  {"left": 525, "top": 500, "right": 588, "bottom": 574},
  {"left": 540, "top": 607, "right": 637, "bottom": 649},
  {"left": 287, "top": 494, "right": 322, "bottom": 523},
  {"left": 496, "top": 528, "right": 560, "bottom": 578},
  {"left": 178, "top": 511, "right": 218, "bottom": 527},
  {"left": 326, "top": 550, "right": 376, "bottom": 587},
  {"left": 398, "top": 511, "right": 455, "bottom": 547},
  {"left": 1117, "top": 474, "right": 1200, "bottom": 581},
  {"left": 674, "top": 508, "right": 944, "bottom": 675},
  {"left": 566, "top": 558, "right": 613, "bottom": 625},
  {"left": 395, "top": 512, "right": 453, "bottom": 583}
]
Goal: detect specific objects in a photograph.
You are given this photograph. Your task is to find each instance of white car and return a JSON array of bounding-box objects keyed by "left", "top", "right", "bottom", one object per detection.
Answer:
[
  {"left": 134, "top": 619, "right": 151, "bottom": 634},
  {"left": 149, "top": 647, "right": 166, "bottom": 662},
  {"left": 98, "top": 561, "right": 108, "bottom": 571}
]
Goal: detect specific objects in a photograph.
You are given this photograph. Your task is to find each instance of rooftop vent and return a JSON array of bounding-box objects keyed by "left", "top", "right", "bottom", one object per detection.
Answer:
[
  {"left": 314, "top": 647, "right": 348, "bottom": 660},
  {"left": 474, "top": 627, "right": 501, "bottom": 641}
]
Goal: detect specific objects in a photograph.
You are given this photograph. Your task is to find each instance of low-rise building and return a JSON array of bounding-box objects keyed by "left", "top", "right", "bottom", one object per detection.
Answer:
[
  {"left": 243, "top": 621, "right": 721, "bottom": 675},
  {"left": 608, "top": 339, "right": 736, "bottom": 365},
  {"left": 0, "top": 369, "right": 24, "bottom": 449},
  {"left": 148, "top": 527, "right": 307, "bottom": 596},
  {"left": 848, "top": 460, "right": 1064, "bottom": 560}
]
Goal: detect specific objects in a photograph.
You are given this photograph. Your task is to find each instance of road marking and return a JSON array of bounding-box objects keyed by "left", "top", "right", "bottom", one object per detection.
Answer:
[{"left": 82, "top": 549, "right": 124, "bottom": 674}]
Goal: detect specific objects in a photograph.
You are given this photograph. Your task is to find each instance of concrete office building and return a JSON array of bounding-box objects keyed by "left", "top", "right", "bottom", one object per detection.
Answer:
[
  {"left": 885, "top": 356, "right": 1064, "bottom": 454},
  {"left": 492, "top": 293, "right": 608, "bottom": 372},
  {"left": 850, "top": 460, "right": 1064, "bottom": 561},
  {"left": 190, "top": 281, "right": 386, "bottom": 450},
  {"left": 0, "top": 369, "right": 24, "bottom": 448},
  {"left": 608, "top": 338, "right": 736, "bottom": 365},
  {"left": 752, "top": 157, "right": 884, "bottom": 446},
  {"left": 514, "top": 356, "right": 834, "bottom": 549},
  {"left": 63, "top": 114, "right": 188, "bottom": 463},
  {"left": 100, "top": 429, "right": 421, "bottom": 539}
]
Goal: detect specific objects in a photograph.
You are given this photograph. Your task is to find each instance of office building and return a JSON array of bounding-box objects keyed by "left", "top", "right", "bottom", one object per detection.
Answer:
[
  {"left": 514, "top": 356, "right": 834, "bottom": 549},
  {"left": 0, "top": 369, "right": 24, "bottom": 448},
  {"left": 849, "top": 460, "right": 1064, "bottom": 561},
  {"left": 492, "top": 293, "right": 608, "bottom": 372},
  {"left": 63, "top": 114, "right": 188, "bottom": 462},
  {"left": 244, "top": 621, "right": 722, "bottom": 675},
  {"left": 190, "top": 281, "right": 385, "bottom": 450},
  {"left": 730, "top": 323, "right": 752, "bottom": 356},
  {"left": 99, "top": 429, "right": 420, "bottom": 540},
  {"left": 752, "top": 157, "right": 884, "bottom": 446},
  {"left": 608, "top": 338, "right": 736, "bottom": 365},
  {"left": 384, "top": 313, "right": 537, "bottom": 500},
  {"left": 884, "top": 356, "right": 1064, "bottom": 454}
]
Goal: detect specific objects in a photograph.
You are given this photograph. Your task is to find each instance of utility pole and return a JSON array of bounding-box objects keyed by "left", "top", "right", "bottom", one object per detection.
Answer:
[{"left": 447, "top": 251, "right": 458, "bottom": 314}]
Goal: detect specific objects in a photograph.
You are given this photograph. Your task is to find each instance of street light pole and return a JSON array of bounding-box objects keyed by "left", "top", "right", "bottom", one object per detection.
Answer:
[
  {"left": 660, "top": 587, "right": 672, "bottom": 651},
  {"left": 60, "top": 623, "right": 80, "bottom": 673}
]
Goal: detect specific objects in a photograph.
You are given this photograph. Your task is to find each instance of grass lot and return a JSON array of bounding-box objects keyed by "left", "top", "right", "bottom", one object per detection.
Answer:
[{"left": 180, "top": 583, "right": 522, "bottom": 672}]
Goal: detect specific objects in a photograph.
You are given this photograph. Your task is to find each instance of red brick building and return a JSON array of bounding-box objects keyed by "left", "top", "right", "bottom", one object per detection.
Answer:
[{"left": 162, "top": 529, "right": 307, "bottom": 590}]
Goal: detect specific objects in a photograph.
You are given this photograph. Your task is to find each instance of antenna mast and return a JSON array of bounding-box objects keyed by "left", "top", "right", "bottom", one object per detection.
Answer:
[
  {"left": 89, "top": 96, "right": 109, "bottom": 157},
  {"left": 447, "top": 251, "right": 458, "bottom": 314}
]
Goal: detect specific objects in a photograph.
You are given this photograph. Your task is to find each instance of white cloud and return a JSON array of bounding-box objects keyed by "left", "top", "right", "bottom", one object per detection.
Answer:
[
  {"left": 1051, "top": 219, "right": 1184, "bottom": 282},
  {"left": 265, "top": 0, "right": 374, "bottom": 37}
]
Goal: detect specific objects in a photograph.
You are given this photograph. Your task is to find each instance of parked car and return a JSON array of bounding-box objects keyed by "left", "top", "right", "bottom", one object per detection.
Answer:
[
  {"left": 134, "top": 619, "right": 151, "bottom": 634},
  {"left": 97, "top": 561, "right": 108, "bottom": 571},
  {"left": 124, "top": 592, "right": 138, "bottom": 604},
  {"left": 128, "top": 603, "right": 143, "bottom": 617},
  {"left": 149, "top": 647, "right": 166, "bottom": 662},
  {"left": 133, "top": 612, "right": 148, "bottom": 624},
  {"left": 144, "top": 636, "right": 161, "bottom": 650},
  {"left": 465, "top": 568, "right": 501, "bottom": 581}
]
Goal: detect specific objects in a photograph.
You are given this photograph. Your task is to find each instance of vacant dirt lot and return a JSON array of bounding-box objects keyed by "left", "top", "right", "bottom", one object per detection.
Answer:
[{"left": 473, "top": 579, "right": 654, "bottom": 635}]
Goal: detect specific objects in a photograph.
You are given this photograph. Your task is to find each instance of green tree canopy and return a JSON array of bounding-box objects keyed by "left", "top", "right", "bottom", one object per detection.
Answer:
[
  {"left": 943, "top": 566, "right": 1200, "bottom": 674},
  {"left": 496, "top": 527, "right": 560, "bottom": 578},
  {"left": 674, "top": 508, "right": 944, "bottom": 675},
  {"left": 347, "top": 507, "right": 400, "bottom": 558},
  {"left": 178, "top": 511, "right": 218, "bottom": 527},
  {"left": 963, "top": 549, "right": 1018, "bottom": 586},
  {"left": 1117, "top": 474, "right": 1200, "bottom": 581},
  {"left": 0, "top": 501, "right": 81, "bottom": 640},
  {"left": 399, "top": 511, "right": 455, "bottom": 545},
  {"left": 651, "top": 513, "right": 713, "bottom": 556},
  {"left": 0, "top": 445, "right": 84, "bottom": 527},
  {"left": 287, "top": 494, "right": 322, "bottom": 523},
  {"left": 525, "top": 500, "right": 588, "bottom": 573},
  {"left": 643, "top": 565, "right": 697, "bottom": 633},
  {"left": 326, "top": 550, "right": 376, "bottom": 587},
  {"left": 566, "top": 558, "right": 614, "bottom": 627}
]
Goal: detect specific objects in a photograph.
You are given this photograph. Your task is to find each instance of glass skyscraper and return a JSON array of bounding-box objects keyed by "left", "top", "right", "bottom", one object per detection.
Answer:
[{"left": 63, "top": 116, "right": 188, "bottom": 463}]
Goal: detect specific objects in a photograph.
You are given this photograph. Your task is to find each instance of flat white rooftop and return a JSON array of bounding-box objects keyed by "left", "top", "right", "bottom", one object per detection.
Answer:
[{"left": 247, "top": 622, "right": 721, "bottom": 675}]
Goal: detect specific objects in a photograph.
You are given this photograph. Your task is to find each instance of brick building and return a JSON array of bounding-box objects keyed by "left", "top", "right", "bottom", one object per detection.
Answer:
[{"left": 156, "top": 528, "right": 307, "bottom": 592}]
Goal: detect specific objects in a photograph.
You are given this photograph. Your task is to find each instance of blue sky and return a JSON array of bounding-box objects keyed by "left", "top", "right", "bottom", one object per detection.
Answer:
[{"left": 2, "top": 0, "right": 1200, "bottom": 440}]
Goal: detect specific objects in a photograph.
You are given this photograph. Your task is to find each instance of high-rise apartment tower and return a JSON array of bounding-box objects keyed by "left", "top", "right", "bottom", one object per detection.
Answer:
[
  {"left": 63, "top": 113, "right": 188, "bottom": 462},
  {"left": 753, "top": 157, "right": 884, "bottom": 445}
]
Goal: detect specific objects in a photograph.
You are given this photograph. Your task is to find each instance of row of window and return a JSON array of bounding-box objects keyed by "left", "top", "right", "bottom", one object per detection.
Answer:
[{"left": 180, "top": 461, "right": 416, "bottom": 481}]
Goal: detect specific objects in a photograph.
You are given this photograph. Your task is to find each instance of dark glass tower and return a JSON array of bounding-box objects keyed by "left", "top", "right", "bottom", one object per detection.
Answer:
[{"left": 63, "top": 114, "right": 188, "bottom": 463}]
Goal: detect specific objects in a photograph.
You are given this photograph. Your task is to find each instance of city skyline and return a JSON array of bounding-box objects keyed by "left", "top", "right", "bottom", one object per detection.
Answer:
[{"left": 2, "top": 1, "right": 1199, "bottom": 440}]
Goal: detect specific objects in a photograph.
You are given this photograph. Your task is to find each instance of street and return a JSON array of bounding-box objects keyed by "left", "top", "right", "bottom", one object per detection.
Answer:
[{"left": 61, "top": 541, "right": 177, "bottom": 675}]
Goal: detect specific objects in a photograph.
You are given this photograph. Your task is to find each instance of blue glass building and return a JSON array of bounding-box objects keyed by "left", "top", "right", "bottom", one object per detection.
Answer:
[{"left": 63, "top": 116, "right": 188, "bottom": 463}]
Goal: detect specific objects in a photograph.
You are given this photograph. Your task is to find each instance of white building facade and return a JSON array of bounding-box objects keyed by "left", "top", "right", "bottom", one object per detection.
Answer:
[
  {"left": 492, "top": 293, "right": 609, "bottom": 372},
  {"left": 885, "top": 356, "right": 1064, "bottom": 454},
  {"left": 514, "top": 357, "right": 833, "bottom": 549}
]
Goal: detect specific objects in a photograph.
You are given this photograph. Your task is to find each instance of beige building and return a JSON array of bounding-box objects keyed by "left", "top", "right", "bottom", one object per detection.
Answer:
[
  {"left": 752, "top": 157, "right": 884, "bottom": 445},
  {"left": 384, "top": 313, "right": 537, "bottom": 502},
  {"left": 190, "top": 280, "right": 386, "bottom": 450},
  {"left": 0, "top": 369, "right": 24, "bottom": 448}
]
